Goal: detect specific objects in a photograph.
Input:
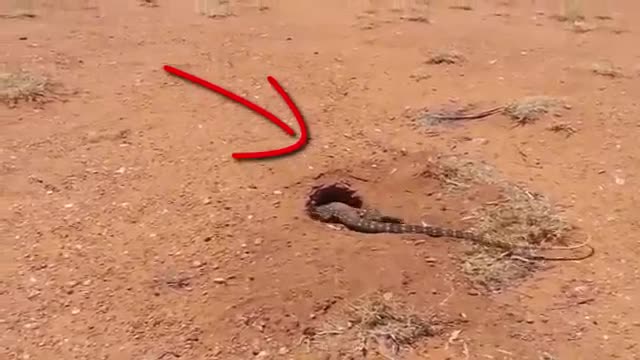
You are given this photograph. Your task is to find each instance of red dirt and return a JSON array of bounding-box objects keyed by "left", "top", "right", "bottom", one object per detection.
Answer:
[{"left": 2, "top": 1, "right": 640, "bottom": 359}]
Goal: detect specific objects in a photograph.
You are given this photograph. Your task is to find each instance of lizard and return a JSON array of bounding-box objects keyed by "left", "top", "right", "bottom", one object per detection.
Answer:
[{"left": 309, "top": 201, "right": 594, "bottom": 261}]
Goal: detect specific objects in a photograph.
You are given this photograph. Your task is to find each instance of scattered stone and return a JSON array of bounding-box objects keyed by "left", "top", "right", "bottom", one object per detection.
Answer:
[
  {"left": 525, "top": 313, "right": 535, "bottom": 324},
  {"left": 472, "top": 137, "right": 489, "bottom": 145}
]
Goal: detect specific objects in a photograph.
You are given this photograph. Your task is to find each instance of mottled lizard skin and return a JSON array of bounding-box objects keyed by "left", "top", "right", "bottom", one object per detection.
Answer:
[
  {"left": 310, "top": 202, "right": 595, "bottom": 260},
  {"left": 312, "top": 202, "right": 483, "bottom": 241}
]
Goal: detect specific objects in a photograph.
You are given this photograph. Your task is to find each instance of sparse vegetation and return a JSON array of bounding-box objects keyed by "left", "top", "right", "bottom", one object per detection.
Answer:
[
  {"left": 426, "top": 50, "right": 465, "bottom": 65},
  {"left": 421, "top": 156, "right": 498, "bottom": 190},
  {"left": 0, "top": 11, "right": 37, "bottom": 19},
  {"left": 139, "top": 0, "right": 158, "bottom": 7},
  {"left": 547, "top": 122, "right": 578, "bottom": 137},
  {"left": 422, "top": 155, "right": 579, "bottom": 290},
  {"left": 195, "top": 0, "right": 231, "bottom": 17},
  {"left": 591, "top": 61, "right": 624, "bottom": 78},
  {"left": 449, "top": 0, "right": 474, "bottom": 11},
  {"left": 470, "top": 184, "right": 573, "bottom": 249},
  {"left": 0, "top": 71, "right": 52, "bottom": 106},
  {"left": 462, "top": 251, "right": 538, "bottom": 290},
  {"left": 309, "top": 293, "right": 443, "bottom": 358},
  {"left": 563, "top": 0, "right": 584, "bottom": 22},
  {"left": 391, "top": 0, "right": 431, "bottom": 23},
  {"left": 503, "top": 96, "right": 564, "bottom": 125}
]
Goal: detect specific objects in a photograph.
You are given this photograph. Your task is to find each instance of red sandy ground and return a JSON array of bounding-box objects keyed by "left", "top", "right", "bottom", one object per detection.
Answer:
[{"left": 2, "top": 1, "right": 640, "bottom": 359}]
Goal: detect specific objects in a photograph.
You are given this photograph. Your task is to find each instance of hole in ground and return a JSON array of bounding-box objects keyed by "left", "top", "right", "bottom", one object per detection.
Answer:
[{"left": 305, "top": 181, "right": 364, "bottom": 221}]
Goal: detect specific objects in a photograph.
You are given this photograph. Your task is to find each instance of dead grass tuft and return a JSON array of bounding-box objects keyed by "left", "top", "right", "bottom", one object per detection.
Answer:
[
  {"left": 348, "top": 296, "right": 436, "bottom": 346},
  {"left": 563, "top": 0, "right": 584, "bottom": 23},
  {"left": 547, "top": 122, "right": 577, "bottom": 137},
  {"left": 463, "top": 183, "right": 574, "bottom": 289},
  {"left": 591, "top": 62, "right": 624, "bottom": 78},
  {"left": 423, "top": 156, "right": 575, "bottom": 289},
  {"left": 470, "top": 184, "right": 573, "bottom": 249},
  {"left": 449, "top": 3, "right": 473, "bottom": 11},
  {"left": 426, "top": 50, "right": 465, "bottom": 65},
  {"left": 139, "top": 0, "right": 159, "bottom": 7},
  {"left": 503, "top": 96, "right": 563, "bottom": 125},
  {"left": 462, "top": 252, "right": 538, "bottom": 290},
  {"left": 421, "top": 155, "right": 497, "bottom": 190},
  {"left": 0, "top": 11, "right": 37, "bottom": 19},
  {"left": 309, "top": 293, "right": 442, "bottom": 357},
  {"left": 0, "top": 71, "right": 52, "bottom": 105}
]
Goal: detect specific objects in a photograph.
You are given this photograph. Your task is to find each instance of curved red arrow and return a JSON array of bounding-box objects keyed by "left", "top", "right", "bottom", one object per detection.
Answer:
[{"left": 163, "top": 65, "right": 308, "bottom": 160}]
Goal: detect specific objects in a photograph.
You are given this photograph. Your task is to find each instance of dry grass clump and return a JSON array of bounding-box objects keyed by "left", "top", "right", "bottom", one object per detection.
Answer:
[
  {"left": 348, "top": 296, "right": 435, "bottom": 346},
  {"left": 449, "top": 4, "right": 473, "bottom": 11},
  {"left": 139, "top": 0, "right": 159, "bottom": 7},
  {"left": 470, "top": 184, "right": 573, "bottom": 249},
  {"left": 0, "top": 11, "right": 37, "bottom": 19},
  {"left": 0, "top": 71, "right": 52, "bottom": 105},
  {"left": 562, "top": 0, "right": 584, "bottom": 23},
  {"left": 422, "top": 156, "right": 576, "bottom": 289},
  {"left": 463, "top": 183, "right": 574, "bottom": 289},
  {"left": 503, "top": 96, "right": 563, "bottom": 125},
  {"left": 426, "top": 50, "right": 465, "bottom": 65},
  {"left": 548, "top": 0, "right": 584, "bottom": 22},
  {"left": 421, "top": 155, "right": 497, "bottom": 190},
  {"left": 195, "top": 0, "right": 231, "bottom": 17},
  {"left": 309, "top": 293, "right": 442, "bottom": 357},
  {"left": 462, "top": 252, "right": 538, "bottom": 290},
  {"left": 591, "top": 62, "right": 625, "bottom": 78},
  {"left": 547, "top": 121, "right": 577, "bottom": 137}
]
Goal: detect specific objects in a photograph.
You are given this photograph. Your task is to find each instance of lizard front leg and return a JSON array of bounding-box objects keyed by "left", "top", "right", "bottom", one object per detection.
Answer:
[{"left": 357, "top": 207, "right": 405, "bottom": 224}]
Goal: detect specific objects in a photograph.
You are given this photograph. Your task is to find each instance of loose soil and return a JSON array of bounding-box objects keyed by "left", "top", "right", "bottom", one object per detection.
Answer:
[{"left": 2, "top": 1, "right": 640, "bottom": 359}]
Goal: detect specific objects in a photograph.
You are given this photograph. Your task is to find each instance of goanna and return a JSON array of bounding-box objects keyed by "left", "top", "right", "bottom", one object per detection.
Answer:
[{"left": 310, "top": 201, "right": 594, "bottom": 260}]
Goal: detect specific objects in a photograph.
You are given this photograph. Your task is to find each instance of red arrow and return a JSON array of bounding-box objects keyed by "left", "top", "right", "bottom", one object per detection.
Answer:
[{"left": 163, "top": 65, "right": 308, "bottom": 160}]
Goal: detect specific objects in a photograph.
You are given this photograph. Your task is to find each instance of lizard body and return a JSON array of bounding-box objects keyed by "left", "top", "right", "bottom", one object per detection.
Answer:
[
  {"left": 310, "top": 202, "right": 594, "bottom": 260},
  {"left": 312, "top": 202, "right": 483, "bottom": 240}
]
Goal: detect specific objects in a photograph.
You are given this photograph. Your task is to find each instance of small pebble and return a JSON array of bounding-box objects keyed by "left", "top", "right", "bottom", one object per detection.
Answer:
[
  {"left": 255, "top": 350, "right": 270, "bottom": 359},
  {"left": 213, "top": 278, "right": 227, "bottom": 285},
  {"left": 525, "top": 314, "right": 535, "bottom": 324}
]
